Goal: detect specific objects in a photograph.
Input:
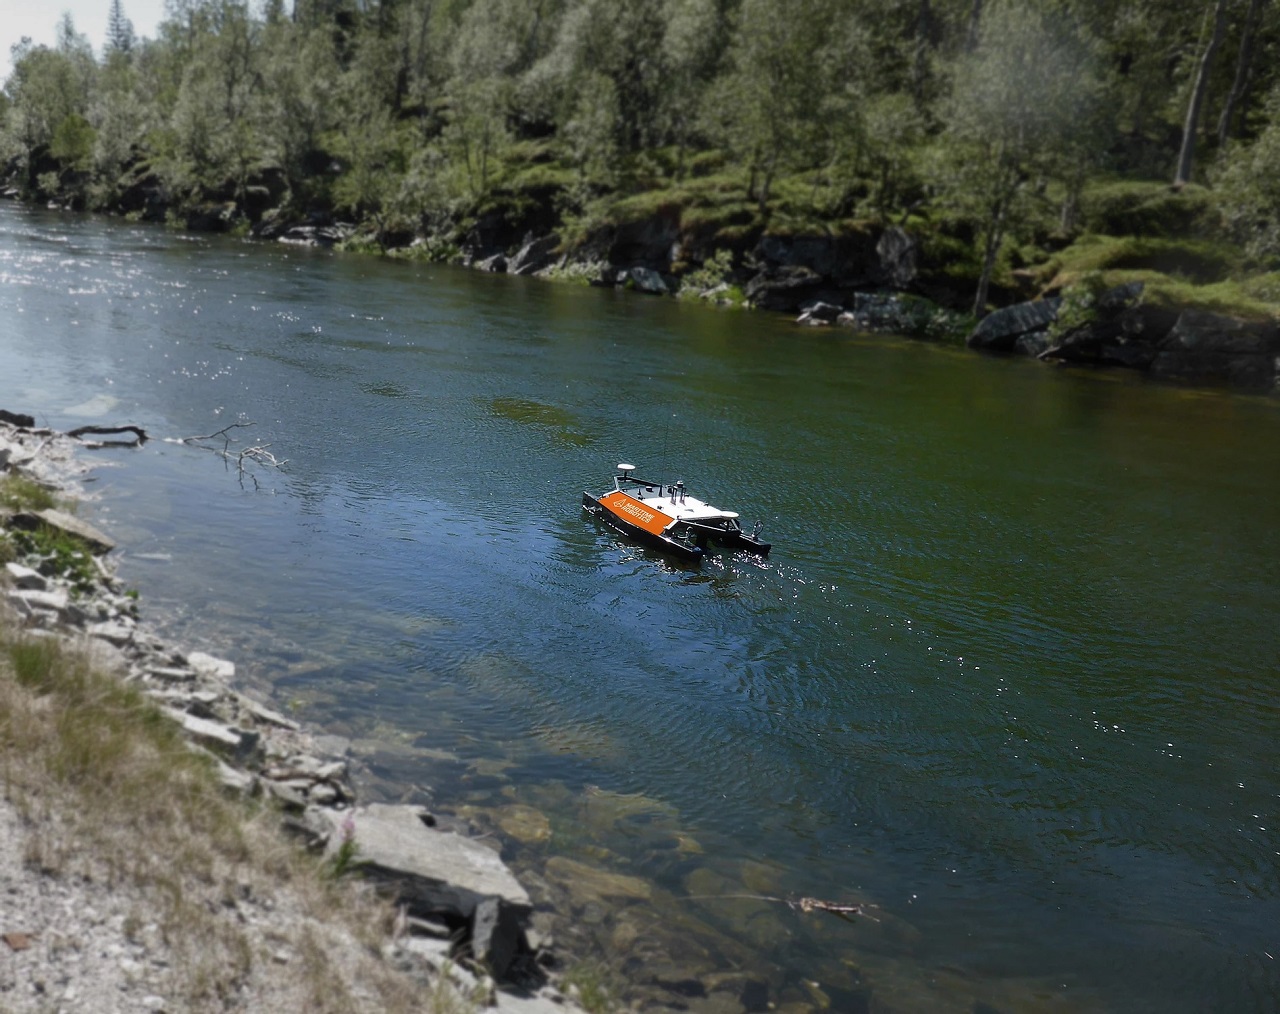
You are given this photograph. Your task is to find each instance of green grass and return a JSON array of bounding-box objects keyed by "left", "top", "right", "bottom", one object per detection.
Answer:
[
  {"left": 0, "top": 473, "right": 57, "bottom": 512},
  {"left": 561, "top": 960, "right": 619, "bottom": 1014},
  {"left": 0, "top": 620, "right": 453, "bottom": 1012},
  {"left": 1037, "top": 234, "right": 1241, "bottom": 287},
  {"left": 9, "top": 522, "right": 99, "bottom": 594},
  {"left": 1080, "top": 179, "right": 1220, "bottom": 239},
  {"left": 1130, "top": 274, "right": 1280, "bottom": 322}
]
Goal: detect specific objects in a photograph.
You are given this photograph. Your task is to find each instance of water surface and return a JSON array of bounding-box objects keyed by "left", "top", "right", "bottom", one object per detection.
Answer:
[{"left": 1, "top": 203, "right": 1277, "bottom": 1011}]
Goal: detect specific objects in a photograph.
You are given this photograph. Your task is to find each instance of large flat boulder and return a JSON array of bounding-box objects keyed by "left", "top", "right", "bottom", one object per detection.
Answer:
[
  {"left": 321, "top": 803, "right": 531, "bottom": 977},
  {"left": 1150, "top": 310, "right": 1280, "bottom": 391},
  {"left": 966, "top": 298, "right": 1061, "bottom": 352},
  {"left": 8, "top": 508, "right": 116, "bottom": 554}
]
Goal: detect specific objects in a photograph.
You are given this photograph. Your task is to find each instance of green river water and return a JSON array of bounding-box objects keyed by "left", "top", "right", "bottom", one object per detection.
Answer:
[{"left": 1, "top": 203, "right": 1277, "bottom": 1012}]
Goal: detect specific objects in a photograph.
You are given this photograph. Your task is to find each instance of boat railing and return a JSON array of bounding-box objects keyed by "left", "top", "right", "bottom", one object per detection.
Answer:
[{"left": 613, "top": 473, "right": 678, "bottom": 498}]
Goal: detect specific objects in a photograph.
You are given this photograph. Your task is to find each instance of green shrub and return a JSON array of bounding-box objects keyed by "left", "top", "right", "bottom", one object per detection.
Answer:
[{"left": 1048, "top": 270, "right": 1108, "bottom": 340}]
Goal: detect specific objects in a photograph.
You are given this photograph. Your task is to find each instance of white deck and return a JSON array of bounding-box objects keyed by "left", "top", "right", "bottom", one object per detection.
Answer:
[{"left": 632, "top": 490, "right": 737, "bottom": 523}]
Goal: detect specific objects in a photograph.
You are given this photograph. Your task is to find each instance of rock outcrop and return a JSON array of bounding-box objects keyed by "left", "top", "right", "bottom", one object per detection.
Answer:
[{"left": 966, "top": 298, "right": 1063, "bottom": 352}]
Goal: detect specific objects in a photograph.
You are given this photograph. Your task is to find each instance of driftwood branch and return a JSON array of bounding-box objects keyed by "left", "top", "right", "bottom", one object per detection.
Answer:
[
  {"left": 67, "top": 425, "right": 149, "bottom": 447},
  {"left": 167, "top": 421, "right": 288, "bottom": 490},
  {"left": 2, "top": 409, "right": 284, "bottom": 488},
  {"left": 685, "top": 894, "right": 879, "bottom": 925}
]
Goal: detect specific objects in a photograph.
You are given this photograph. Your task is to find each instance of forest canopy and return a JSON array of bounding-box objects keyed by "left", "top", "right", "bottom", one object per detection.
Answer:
[{"left": 4, "top": 0, "right": 1280, "bottom": 317}]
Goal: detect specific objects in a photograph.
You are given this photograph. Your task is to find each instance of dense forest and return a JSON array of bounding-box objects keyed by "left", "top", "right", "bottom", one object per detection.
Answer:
[{"left": 4, "top": 0, "right": 1280, "bottom": 331}]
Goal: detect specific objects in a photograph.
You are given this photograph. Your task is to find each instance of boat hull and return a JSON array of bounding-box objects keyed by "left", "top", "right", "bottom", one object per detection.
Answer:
[
  {"left": 582, "top": 492, "right": 704, "bottom": 563},
  {"left": 582, "top": 492, "right": 771, "bottom": 562}
]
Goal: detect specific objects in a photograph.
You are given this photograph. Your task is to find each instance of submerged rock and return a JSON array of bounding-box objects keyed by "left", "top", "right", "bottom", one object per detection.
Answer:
[
  {"left": 544, "top": 856, "right": 652, "bottom": 904},
  {"left": 495, "top": 804, "right": 553, "bottom": 845}
]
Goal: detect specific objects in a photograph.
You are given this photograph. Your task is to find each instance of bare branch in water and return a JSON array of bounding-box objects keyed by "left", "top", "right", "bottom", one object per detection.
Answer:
[
  {"left": 684, "top": 893, "right": 879, "bottom": 924},
  {"left": 166, "top": 421, "right": 288, "bottom": 489}
]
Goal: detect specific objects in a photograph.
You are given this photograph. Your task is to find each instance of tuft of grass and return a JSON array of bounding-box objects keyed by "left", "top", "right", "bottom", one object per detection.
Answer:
[
  {"left": 561, "top": 960, "right": 618, "bottom": 1014},
  {"left": 9, "top": 522, "right": 99, "bottom": 594},
  {"left": 0, "top": 473, "right": 58, "bottom": 512}
]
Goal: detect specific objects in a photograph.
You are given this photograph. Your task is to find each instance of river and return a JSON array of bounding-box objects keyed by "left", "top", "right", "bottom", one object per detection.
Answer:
[{"left": 1, "top": 202, "right": 1277, "bottom": 1012}]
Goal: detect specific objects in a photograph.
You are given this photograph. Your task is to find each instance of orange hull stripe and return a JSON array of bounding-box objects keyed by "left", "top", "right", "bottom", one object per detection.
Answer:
[{"left": 600, "top": 491, "right": 674, "bottom": 537}]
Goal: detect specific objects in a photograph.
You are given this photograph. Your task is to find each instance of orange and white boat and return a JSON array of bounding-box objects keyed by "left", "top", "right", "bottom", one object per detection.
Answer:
[{"left": 582, "top": 464, "right": 771, "bottom": 563}]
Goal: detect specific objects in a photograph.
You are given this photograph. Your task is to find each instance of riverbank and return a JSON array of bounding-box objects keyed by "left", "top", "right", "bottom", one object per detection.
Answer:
[
  {"left": 0, "top": 417, "right": 587, "bottom": 1013},
  {"left": 12, "top": 178, "right": 1278, "bottom": 397}
]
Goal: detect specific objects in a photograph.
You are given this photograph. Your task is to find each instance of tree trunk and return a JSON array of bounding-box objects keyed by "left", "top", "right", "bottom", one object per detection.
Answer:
[
  {"left": 972, "top": 198, "right": 1007, "bottom": 319},
  {"left": 1174, "top": 0, "right": 1230, "bottom": 186},
  {"left": 1217, "top": 0, "right": 1266, "bottom": 145},
  {"left": 966, "top": 0, "right": 984, "bottom": 50},
  {"left": 912, "top": 0, "right": 933, "bottom": 103}
]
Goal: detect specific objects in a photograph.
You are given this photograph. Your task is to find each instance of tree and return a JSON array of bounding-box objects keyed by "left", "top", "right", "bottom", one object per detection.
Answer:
[
  {"left": 1215, "top": 86, "right": 1280, "bottom": 258},
  {"left": 1217, "top": 0, "right": 1268, "bottom": 144},
  {"left": 706, "top": 0, "right": 856, "bottom": 213},
  {"left": 107, "top": 0, "right": 137, "bottom": 53},
  {"left": 1174, "top": 0, "right": 1230, "bottom": 186},
  {"left": 938, "top": 1, "right": 1101, "bottom": 316}
]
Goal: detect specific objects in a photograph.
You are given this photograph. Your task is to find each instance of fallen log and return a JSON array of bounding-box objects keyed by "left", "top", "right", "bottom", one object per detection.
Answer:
[{"left": 67, "top": 425, "right": 149, "bottom": 446}]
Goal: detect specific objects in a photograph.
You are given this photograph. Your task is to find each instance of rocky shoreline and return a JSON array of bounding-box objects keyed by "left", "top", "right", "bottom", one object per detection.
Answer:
[
  {"left": 258, "top": 210, "right": 1280, "bottom": 396},
  {"left": 5, "top": 188, "right": 1277, "bottom": 395},
  {"left": 0, "top": 416, "right": 582, "bottom": 1013}
]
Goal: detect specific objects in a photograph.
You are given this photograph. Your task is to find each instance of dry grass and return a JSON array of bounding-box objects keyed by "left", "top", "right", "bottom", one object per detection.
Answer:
[{"left": 0, "top": 617, "right": 448, "bottom": 1012}]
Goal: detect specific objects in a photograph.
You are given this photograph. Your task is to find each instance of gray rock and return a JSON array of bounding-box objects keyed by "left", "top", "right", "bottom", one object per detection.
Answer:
[
  {"left": 321, "top": 803, "right": 532, "bottom": 977},
  {"left": 508, "top": 233, "right": 561, "bottom": 276},
  {"left": 797, "top": 301, "right": 843, "bottom": 324},
  {"left": 744, "top": 265, "right": 833, "bottom": 313},
  {"left": 308, "top": 783, "right": 339, "bottom": 805},
  {"left": 18, "top": 508, "right": 116, "bottom": 554},
  {"left": 876, "top": 225, "right": 917, "bottom": 288},
  {"left": 1160, "top": 309, "right": 1279, "bottom": 355},
  {"left": 1014, "top": 331, "right": 1054, "bottom": 357},
  {"left": 88, "top": 620, "right": 135, "bottom": 647},
  {"left": 967, "top": 298, "right": 1062, "bottom": 352},
  {"left": 5, "top": 562, "right": 47, "bottom": 590},
  {"left": 80, "top": 636, "right": 129, "bottom": 675},
  {"left": 470, "top": 895, "right": 523, "bottom": 979},
  {"left": 236, "top": 695, "right": 301, "bottom": 730},
  {"left": 161, "top": 707, "right": 250, "bottom": 758},
  {"left": 1149, "top": 310, "right": 1280, "bottom": 390},
  {"left": 146, "top": 666, "right": 196, "bottom": 683},
  {"left": 9, "top": 587, "right": 70, "bottom": 615},
  {"left": 627, "top": 266, "right": 669, "bottom": 295},
  {"left": 216, "top": 760, "right": 257, "bottom": 796},
  {"left": 263, "top": 778, "right": 310, "bottom": 811},
  {"left": 187, "top": 651, "right": 235, "bottom": 680}
]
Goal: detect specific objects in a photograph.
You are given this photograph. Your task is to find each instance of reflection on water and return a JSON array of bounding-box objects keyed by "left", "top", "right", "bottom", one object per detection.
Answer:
[{"left": 1, "top": 203, "right": 1278, "bottom": 1011}]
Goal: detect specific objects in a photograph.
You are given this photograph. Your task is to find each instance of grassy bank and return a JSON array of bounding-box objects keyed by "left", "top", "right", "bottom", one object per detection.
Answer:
[{"left": 0, "top": 471, "right": 471, "bottom": 1013}]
